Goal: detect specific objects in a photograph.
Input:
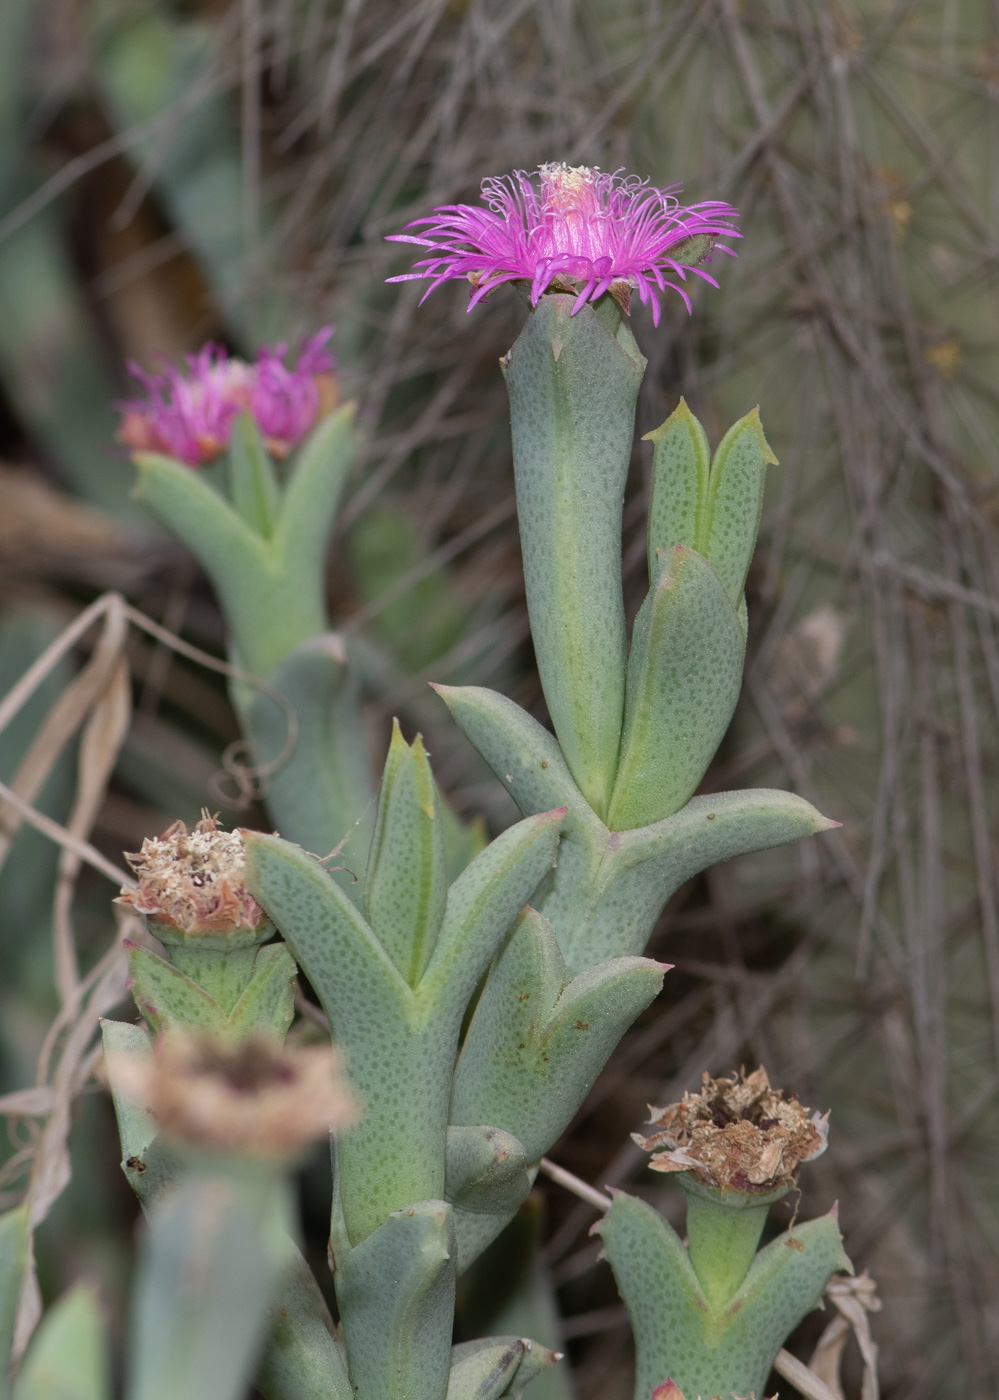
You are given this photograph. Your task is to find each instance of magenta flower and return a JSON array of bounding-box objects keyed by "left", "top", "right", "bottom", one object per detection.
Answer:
[
  {"left": 386, "top": 163, "right": 739, "bottom": 324},
  {"left": 118, "top": 328, "right": 338, "bottom": 467}
]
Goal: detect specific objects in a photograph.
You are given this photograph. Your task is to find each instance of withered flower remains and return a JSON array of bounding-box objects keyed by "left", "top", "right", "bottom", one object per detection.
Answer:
[
  {"left": 109, "top": 1030, "right": 358, "bottom": 1159},
  {"left": 634, "top": 1066, "right": 828, "bottom": 1195},
  {"left": 119, "top": 813, "right": 270, "bottom": 939}
]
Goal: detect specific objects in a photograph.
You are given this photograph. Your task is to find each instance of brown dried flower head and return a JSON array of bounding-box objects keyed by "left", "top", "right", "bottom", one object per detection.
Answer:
[
  {"left": 109, "top": 1030, "right": 358, "bottom": 1159},
  {"left": 118, "top": 813, "right": 270, "bottom": 939},
  {"left": 633, "top": 1066, "right": 828, "bottom": 1196}
]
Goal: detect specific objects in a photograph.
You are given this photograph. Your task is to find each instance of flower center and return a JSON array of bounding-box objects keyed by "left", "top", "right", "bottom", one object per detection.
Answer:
[{"left": 538, "top": 163, "right": 600, "bottom": 219}]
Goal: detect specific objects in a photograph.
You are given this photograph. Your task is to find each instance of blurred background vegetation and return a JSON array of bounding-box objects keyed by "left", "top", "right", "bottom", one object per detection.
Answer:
[{"left": 0, "top": 0, "right": 997, "bottom": 1396}]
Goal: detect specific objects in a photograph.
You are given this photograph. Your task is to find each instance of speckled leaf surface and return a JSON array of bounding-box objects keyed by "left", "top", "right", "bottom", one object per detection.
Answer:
[
  {"left": 445, "top": 1126, "right": 530, "bottom": 1219},
  {"left": 596, "top": 1192, "right": 849, "bottom": 1400},
  {"left": 446, "top": 1336, "right": 559, "bottom": 1400},
  {"left": 644, "top": 399, "right": 710, "bottom": 583},
  {"left": 451, "top": 909, "right": 664, "bottom": 1163},
  {"left": 503, "top": 297, "right": 645, "bottom": 818},
  {"left": 246, "top": 815, "right": 561, "bottom": 1243},
  {"left": 125, "top": 945, "right": 230, "bottom": 1034},
  {"left": 335, "top": 1201, "right": 455, "bottom": 1400},
  {"left": 365, "top": 721, "right": 447, "bottom": 985},
  {"left": 418, "top": 810, "right": 564, "bottom": 1014},
  {"left": 256, "top": 1249, "right": 353, "bottom": 1400},
  {"left": 700, "top": 408, "right": 777, "bottom": 609},
  {"left": 607, "top": 546, "right": 745, "bottom": 830},
  {"left": 435, "top": 685, "right": 833, "bottom": 973}
]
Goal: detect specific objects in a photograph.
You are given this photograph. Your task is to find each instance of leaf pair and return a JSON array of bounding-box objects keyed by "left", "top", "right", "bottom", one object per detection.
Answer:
[
  {"left": 595, "top": 1192, "right": 850, "bottom": 1400},
  {"left": 243, "top": 791, "right": 564, "bottom": 1243},
  {"left": 134, "top": 406, "right": 355, "bottom": 678},
  {"left": 451, "top": 908, "right": 665, "bottom": 1165},
  {"left": 124, "top": 940, "right": 296, "bottom": 1041},
  {"left": 328, "top": 1185, "right": 557, "bottom": 1400},
  {"left": 434, "top": 684, "right": 834, "bottom": 975},
  {"left": 605, "top": 402, "right": 778, "bottom": 830}
]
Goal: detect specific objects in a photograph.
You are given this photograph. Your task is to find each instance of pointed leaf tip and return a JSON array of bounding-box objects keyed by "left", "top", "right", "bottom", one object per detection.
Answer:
[
  {"left": 641, "top": 395, "right": 696, "bottom": 444},
  {"left": 745, "top": 405, "right": 779, "bottom": 466}
]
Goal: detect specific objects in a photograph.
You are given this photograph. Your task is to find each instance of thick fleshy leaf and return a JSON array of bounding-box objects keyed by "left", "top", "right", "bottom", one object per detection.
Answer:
[
  {"left": 451, "top": 909, "right": 664, "bottom": 1163},
  {"left": 365, "top": 720, "right": 447, "bottom": 985},
  {"left": 435, "top": 685, "right": 835, "bottom": 973},
  {"left": 228, "top": 413, "right": 281, "bottom": 537},
  {"left": 643, "top": 399, "right": 710, "bottom": 584},
  {"left": 128, "top": 1167, "right": 294, "bottom": 1400},
  {"left": 699, "top": 407, "right": 777, "bottom": 608},
  {"left": 595, "top": 1192, "right": 850, "bottom": 1400},
  {"left": 134, "top": 405, "right": 355, "bottom": 679},
  {"left": 244, "top": 831, "right": 436, "bottom": 1241},
  {"left": 226, "top": 943, "right": 297, "bottom": 1039},
  {"left": 0, "top": 1204, "right": 29, "bottom": 1399},
  {"left": 606, "top": 546, "right": 745, "bottom": 830},
  {"left": 334, "top": 1200, "right": 455, "bottom": 1400},
  {"left": 12, "top": 1286, "right": 109, "bottom": 1400},
  {"left": 446, "top": 1337, "right": 559, "bottom": 1400},
  {"left": 247, "top": 811, "right": 561, "bottom": 1244},
  {"left": 275, "top": 404, "right": 355, "bottom": 583},
  {"left": 549, "top": 788, "right": 837, "bottom": 972},
  {"left": 419, "top": 809, "right": 565, "bottom": 1013},
  {"left": 133, "top": 452, "right": 295, "bottom": 678},
  {"left": 503, "top": 297, "right": 645, "bottom": 818},
  {"left": 445, "top": 1126, "right": 533, "bottom": 1273},
  {"left": 256, "top": 1250, "right": 353, "bottom": 1400},
  {"left": 446, "top": 1338, "right": 526, "bottom": 1400},
  {"left": 235, "top": 637, "right": 375, "bottom": 897},
  {"left": 445, "top": 1127, "right": 530, "bottom": 1218},
  {"left": 125, "top": 945, "right": 228, "bottom": 1033}
]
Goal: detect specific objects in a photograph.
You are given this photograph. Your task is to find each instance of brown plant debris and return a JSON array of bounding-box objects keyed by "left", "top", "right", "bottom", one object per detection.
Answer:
[
  {"left": 633, "top": 1067, "right": 828, "bottom": 1194},
  {"left": 118, "top": 812, "right": 269, "bottom": 937},
  {"left": 108, "top": 1030, "right": 358, "bottom": 1158}
]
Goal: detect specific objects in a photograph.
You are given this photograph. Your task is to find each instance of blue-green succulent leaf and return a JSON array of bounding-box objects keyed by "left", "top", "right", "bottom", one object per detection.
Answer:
[
  {"left": 244, "top": 831, "right": 442, "bottom": 1241},
  {"left": 445, "top": 1127, "right": 530, "bottom": 1218},
  {"left": 431, "top": 685, "right": 594, "bottom": 832},
  {"left": 226, "top": 943, "right": 297, "bottom": 1040},
  {"left": 446, "top": 1336, "right": 560, "bottom": 1400},
  {"left": 12, "top": 1286, "right": 109, "bottom": 1400},
  {"left": 125, "top": 945, "right": 228, "bottom": 1034},
  {"left": 419, "top": 810, "right": 565, "bottom": 1015},
  {"left": 643, "top": 399, "right": 710, "bottom": 583},
  {"left": 365, "top": 720, "right": 447, "bottom": 985},
  {"left": 596, "top": 1191, "right": 850, "bottom": 1400},
  {"left": 700, "top": 407, "right": 777, "bottom": 608},
  {"left": 228, "top": 414, "right": 281, "bottom": 538},
  {"left": 128, "top": 1168, "right": 294, "bottom": 1400},
  {"left": 503, "top": 296, "right": 645, "bottom": 817},
  {"left": 256, "top": 1249, "right": 353, "bottom": 1400},
  {"left": 452, "top": 909, "right": 664, "bottom": 1163},
  {"left": 335, "top": 1201, "right": 455, "bottom": 1400},
  {"left": 274, "top": 404, "right": 355, "bottom": 578},
  {"left": 606, "top": 546, "right": 745, "bottom": 830},
  {"left": 234, "top": 636, "right": 375, "bottom": 897},
  {"left": 436, "top": 685, "right": 834, "bottom": 972},
  {"left": 101, "top": 1020, "right": 157, "bottom": 1160},
  {"left": 132, "top": 452, "right": 295, "bottom": 677}
]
